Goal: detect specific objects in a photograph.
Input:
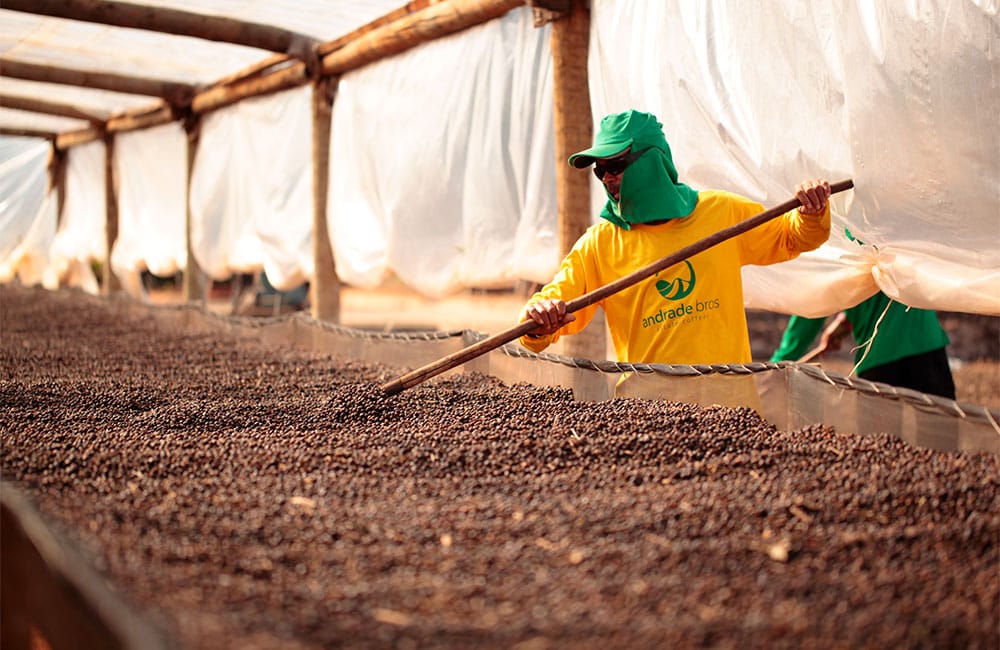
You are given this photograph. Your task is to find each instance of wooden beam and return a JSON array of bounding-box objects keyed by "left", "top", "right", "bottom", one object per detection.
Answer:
[
  {"left": 2, "top": 0, "right": 318, "bottom": 58},
  {"left": 0, "top": 59, "right": 196, "bottom": 107},
  {"left": 317, "top": 0, "right": 440, "bottom": 56},
  {"left": 106, "top": 104, "right": 174, "bottom": 133},
  {"left": 213, "top": 53, "right": 292, "bottom": 87},
  {"left": 0, "top": 93, "right": 106, "bottom": 123},
  {"left": 56, "top": 125, "right": 104, "bottom": 150},
  {"left": 191, "top": 60, "right": 308, "bottom": 115},
  {"left": 0, "top": 127, "right": 56, "bottom": 141},
  {"left": 321, "top": 0, "right": 525, "bottom": 75}
]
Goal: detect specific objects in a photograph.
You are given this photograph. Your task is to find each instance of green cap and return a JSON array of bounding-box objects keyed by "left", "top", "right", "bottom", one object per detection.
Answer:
[
  {"left": 568, "top": 109, "right": 700, "bottom": 227},
  {"left": 569, "top": 110, "right": 661, "bottom": 168}
]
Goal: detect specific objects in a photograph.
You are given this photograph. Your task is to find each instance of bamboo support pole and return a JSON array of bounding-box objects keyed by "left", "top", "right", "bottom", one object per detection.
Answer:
[
  {"left": 310, "top": 78, "right": 341, "bottom": 323},
  {"left": 321, "top": 0, "right": 524, "bottom": 76}
]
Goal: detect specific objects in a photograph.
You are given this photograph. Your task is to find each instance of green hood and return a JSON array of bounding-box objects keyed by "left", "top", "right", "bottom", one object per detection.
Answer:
[{"left": 569, "top": 110, "right": 699, "bottom": 229}]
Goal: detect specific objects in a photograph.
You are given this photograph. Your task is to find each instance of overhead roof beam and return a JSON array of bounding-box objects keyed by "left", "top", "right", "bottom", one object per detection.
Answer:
[
  {"left": 191, "top": 61, "right": 307, "bottom": 115},
  {"left": 2, "top": 0, "right": 318, "bottom": 59},
  {"left": 0, "top": 59, "right": 196, "bottom": 107},
  {"left": 56, "top": 125, "right": 105, "bottom": 149},
  {"left": 0, "top": 127, "right": 57, "bottom": 141},
  {"left": 321, "top": 0, "right": 525, "bottom": 75},
  {"left": 106, "top": 103, "right": 175, "bottom": 134},
  {"left": 0, "top": 93, "right": 107, "bottom": 123},
  {"left": 316, "top": 0, "right": 439, "bottom": 57}
]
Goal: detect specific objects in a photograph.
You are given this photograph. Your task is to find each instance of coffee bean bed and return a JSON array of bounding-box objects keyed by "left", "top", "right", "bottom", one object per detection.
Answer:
[{"left": 2, "top": 285, "right": 997, "bottom": 649}]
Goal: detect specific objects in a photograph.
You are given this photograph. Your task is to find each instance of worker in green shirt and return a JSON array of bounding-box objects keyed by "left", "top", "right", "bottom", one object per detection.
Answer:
[{"left": 770, "top": 290, "right": 955, "bottom": 399}]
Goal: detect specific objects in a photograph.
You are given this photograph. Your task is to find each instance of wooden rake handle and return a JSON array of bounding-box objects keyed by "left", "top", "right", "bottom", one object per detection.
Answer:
[{"left": 380, "top": 178, "right": 854, "bottom": 395}]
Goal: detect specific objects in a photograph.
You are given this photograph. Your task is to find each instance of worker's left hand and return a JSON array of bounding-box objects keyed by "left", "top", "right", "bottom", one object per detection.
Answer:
[{"left": 795, "top": 178, "right": 831, "bottom": 215}]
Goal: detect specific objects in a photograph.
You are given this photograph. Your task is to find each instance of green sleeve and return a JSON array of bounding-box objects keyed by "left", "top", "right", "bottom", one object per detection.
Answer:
[{"left": 770, "top": 315, "right": 828, "bottom": 362}]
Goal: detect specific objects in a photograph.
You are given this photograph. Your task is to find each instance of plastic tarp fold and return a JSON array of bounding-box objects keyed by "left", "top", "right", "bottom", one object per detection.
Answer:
[
  {"left": 327, "top": 7, "right": 556, "bottom": 297},
  {"left": 49, "top": 140, "right": 105, "bottom": 294},
  {"left": 0, "top": 137, "right": 51, "bottom": 282},
  {"left": 110, "top": 123, "right": 188, "bottom": 290},
  {"left": 588, "top": 0, "right": 999, "bottom": 317},
  {"left": 189, "top": 85, "right": 313, "bottom": 290}
]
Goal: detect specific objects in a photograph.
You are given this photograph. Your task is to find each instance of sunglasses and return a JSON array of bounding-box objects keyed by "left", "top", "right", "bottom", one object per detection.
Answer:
[{"left": 593, "top": 146, "right": 653, "bottom": 180}]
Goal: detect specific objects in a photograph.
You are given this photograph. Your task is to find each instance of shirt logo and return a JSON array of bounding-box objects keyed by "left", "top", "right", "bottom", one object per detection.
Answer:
[{"left": 655, "top": 260, "right": 696, "bottom": 301}]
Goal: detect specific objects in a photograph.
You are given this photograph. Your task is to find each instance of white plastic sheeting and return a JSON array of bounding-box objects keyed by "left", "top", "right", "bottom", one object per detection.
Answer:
[
  {"left": 0, "top": 137, "right": 51, "bottom": 283},
  {"left": 588, "top": 0, "right": 1000, "bottom": 316},
  {"left": 110, "top": 124, "right": 188, "bottom": 285},
  {"left": 50, "top": 140, "right": 105, "bottom": 293},
  {"left": 190, "top": 85, "right": 314, "bottom": 289},
  {"left": 0, "top": 2, "right": 416, "bottom": 117},
  {"left": 1, "top": 1, "right": 997, "bottom": 317},
  {"left": 328, "top": 7, "right": 556, "bottom": 296}
]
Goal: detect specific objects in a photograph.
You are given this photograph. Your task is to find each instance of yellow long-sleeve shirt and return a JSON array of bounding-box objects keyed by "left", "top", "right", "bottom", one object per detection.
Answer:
[{"left": 519, "top": 189, "right": 830, "bottom": 365}]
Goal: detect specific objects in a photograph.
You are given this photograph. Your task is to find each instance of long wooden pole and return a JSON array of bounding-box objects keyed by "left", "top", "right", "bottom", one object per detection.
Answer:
[{"left": 380, "top": 179, "right": 855, "bottom": 395}]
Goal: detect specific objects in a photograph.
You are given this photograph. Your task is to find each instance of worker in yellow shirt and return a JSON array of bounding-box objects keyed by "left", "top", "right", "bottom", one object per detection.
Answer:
[{"left": 518, "top": 109, "right": 831, "bottom": 406}]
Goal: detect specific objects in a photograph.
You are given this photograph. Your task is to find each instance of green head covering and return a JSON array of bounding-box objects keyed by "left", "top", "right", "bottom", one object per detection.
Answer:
[{"left": 569, "top": 110, "right": 699, "bottom": 228}]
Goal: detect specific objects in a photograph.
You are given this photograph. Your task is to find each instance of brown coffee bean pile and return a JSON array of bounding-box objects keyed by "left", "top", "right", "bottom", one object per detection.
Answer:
[{"left": 2, "top": 284, "right": 998, "bottom": 650}]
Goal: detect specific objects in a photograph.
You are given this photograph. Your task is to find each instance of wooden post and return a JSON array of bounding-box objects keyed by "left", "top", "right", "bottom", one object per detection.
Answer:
[
  {"left": 100, "top": 134, "right": 121, "bottom": 294},
  {"left": 182, "top": 116, "right": 204, "bottom": 303},
  {"left": 549, "top": 0, "right": 605, "bottom": 361},
  {"left": 310, "top": 77, "right": 340, "bottom": 323},
  {"left": 48, "top": 146, "right": 68, "bottom": 226}
]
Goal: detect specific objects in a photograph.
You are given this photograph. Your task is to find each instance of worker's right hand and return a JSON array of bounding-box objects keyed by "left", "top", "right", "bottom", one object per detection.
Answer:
[
  {"left": 524, "top": 298, "right": 576, "bottom": 336},
  {"left": 795, "top": 178, "right": 831, "bottom": 216}
]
